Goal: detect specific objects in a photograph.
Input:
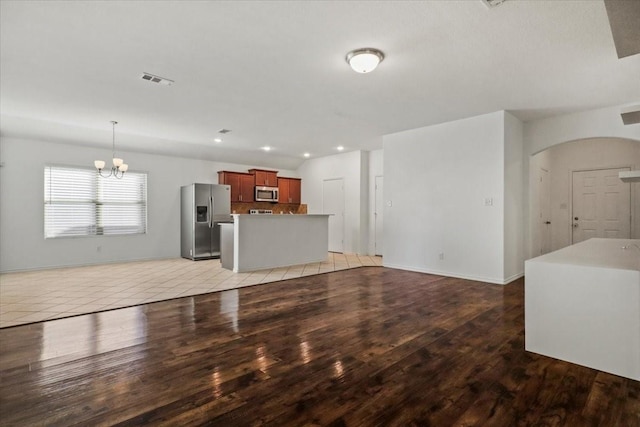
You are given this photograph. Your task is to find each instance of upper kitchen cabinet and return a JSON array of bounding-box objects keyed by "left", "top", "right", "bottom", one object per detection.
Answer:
[
  {"left": 249, "top": 169, "right": 278, "bottom": 187},
  {"left": 218, "top": 171, "right": 254, "bottom": 202},
  {"left": 278, "top": 177, "right": 301, "bottom": 204}
]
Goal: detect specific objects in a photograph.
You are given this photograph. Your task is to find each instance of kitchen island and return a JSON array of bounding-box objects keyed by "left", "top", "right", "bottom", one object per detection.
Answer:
[
  {"left": 525, "top": 238, "right": 640, "bottom": 381},
  {"left": 219, "top": 214, "right": 330, "bottom": 273}
]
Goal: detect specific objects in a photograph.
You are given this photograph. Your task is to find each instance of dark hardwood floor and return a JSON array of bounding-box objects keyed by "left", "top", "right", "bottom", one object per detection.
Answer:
[{"left": 0, "top": 267, "right": 638, "bottom": 426}]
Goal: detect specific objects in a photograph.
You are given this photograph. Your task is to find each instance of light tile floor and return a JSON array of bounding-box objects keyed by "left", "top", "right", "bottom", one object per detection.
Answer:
[{"left": 0, "top": 253, "right": 382, "bottom": 328}]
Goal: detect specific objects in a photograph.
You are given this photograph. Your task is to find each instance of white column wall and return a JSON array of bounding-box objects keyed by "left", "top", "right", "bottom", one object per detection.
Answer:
[
  {"left": 503, "top": 112, "right": 525, "bottom": 282},
  {"left": 383, "top": 111, "right": 508, "bottom": 284},
  {"left": 0, "top": 137, "right": 296, "bottom": 272}
]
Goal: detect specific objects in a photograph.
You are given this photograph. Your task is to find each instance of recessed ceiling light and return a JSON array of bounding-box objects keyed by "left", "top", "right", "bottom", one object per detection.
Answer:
[
  {"left": 214, "top": 138, "right": 222, "bottom": 143},
  {"left": 346, "top": 48, "right": 384, "bottom": 73},
  {"left": 337, "top": 146, "right": 344, "bottom": 151},
  {"left": 303, "top": 153, "right": 310, "bottom": 158},
  {"left": 262, "top": 146, "right": 271, "bottom": 152}
]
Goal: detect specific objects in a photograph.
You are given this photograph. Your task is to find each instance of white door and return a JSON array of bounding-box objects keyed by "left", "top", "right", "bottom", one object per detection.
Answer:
[
  {"left": 374, "top": 176, "right": 383, "bottom": 256},
  {"left": 539, "top": 168, "right": 551, "bottom": 255},
  {"left": 323, "top": 178, "right": 344, "bottom": 253},
  {"left": 572, "top": 168, "right": 631, "bottom": 244}
]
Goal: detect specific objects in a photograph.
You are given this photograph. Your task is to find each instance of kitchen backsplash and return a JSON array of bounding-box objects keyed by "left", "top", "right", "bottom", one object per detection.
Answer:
[{"left": 231, "top": 202, "right": 307, "bottom": 214}]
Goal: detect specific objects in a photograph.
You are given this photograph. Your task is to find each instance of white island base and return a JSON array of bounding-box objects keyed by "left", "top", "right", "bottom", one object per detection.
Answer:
[
  {"left": 219, "top": 214, "right": 330, "bottom": 273},
  {"left": 525, "top": 238, "right": 640, "bottom": 381}
]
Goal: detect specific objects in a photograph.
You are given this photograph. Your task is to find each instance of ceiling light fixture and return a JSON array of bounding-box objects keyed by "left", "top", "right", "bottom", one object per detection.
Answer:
[
  {"left": 337, "top": 146, "right": 344, "bottom": 151},
  {"left": 262, "top": 146, "right": 271, "bottom": 152},
  {"left": 94, "top": 121, "right": 128, "bottom": 179},
  {"left": 346, "top": 48, "right": 384, "bottom": 73},
  {"left": 214, "top": 138, "right": 222, "bottom": 143},
  {"left": 303, "top": 153, "right": 310, "bottom": 158}
]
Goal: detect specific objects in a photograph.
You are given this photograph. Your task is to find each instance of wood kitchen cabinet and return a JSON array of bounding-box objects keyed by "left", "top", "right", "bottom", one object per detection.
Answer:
[
  {"left": 248, "top": 169, "right": 278, "bottom": 187},
  {"left": 218, "top": 171, "right": 254, "bottom": 202},
  {"left": 278, "top": 177, "right": 301, "bottom": 204}
]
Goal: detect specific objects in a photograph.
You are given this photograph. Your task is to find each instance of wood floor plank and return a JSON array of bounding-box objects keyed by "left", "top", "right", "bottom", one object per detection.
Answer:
[{"left": 1, "top": 267, "right": 638, "bottom": 426}]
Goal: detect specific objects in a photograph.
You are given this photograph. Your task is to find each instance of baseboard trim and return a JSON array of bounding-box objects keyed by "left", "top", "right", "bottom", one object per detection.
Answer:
[
  {"left": 0, "top": 256, "right": 178, "bottom": 274},
  {"left": 382, "top": 262, "right": 523, "bottom": 285}
]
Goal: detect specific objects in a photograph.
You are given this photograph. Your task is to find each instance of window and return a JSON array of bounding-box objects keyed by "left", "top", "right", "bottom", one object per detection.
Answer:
[{"left": 44, "top": 166, "right": 147, "bottom": 238}]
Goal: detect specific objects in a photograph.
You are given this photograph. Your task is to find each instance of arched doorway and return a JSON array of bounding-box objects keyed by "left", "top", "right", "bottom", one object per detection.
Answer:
[{"left": 529, "top": 137, "right": 640, "bottom": 256}]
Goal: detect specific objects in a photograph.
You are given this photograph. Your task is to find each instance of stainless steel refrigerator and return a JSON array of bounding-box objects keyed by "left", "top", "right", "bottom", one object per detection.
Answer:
[{"left": 181, "top": 183, "right": 231, "bottom": 260}]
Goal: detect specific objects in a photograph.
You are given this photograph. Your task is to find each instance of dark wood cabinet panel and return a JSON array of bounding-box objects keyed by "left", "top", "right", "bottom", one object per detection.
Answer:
[
  {"left": 278, "top": 178, "right": 290, "bottom": 203},
  {"left": 218, "top": 171, "right": 255, "bottom": 202},
  {"left": 289, "top": 178, "right": 301, "bottom": 204},
  {"left": 249, "top": 169, "right": 278, "bottom": 187},
  {"left": 239, "top": 174, "right": 254, "bottom": 203},
  {"left": 278, "top": 177, "right": 301, "bottom": 204}
]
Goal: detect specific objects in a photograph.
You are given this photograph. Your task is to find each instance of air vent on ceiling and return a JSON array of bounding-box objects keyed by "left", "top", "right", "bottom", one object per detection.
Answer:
[
  {"left": 218, "top": 129, "right": 232, "bottom": 134},
  {"left": 621, "top": 105, "right": 640, "bottom": 125},
  {"left": 140, "top": 72, "right": 174, "bottom": 86},
  {"left": 481, "top": 0, "right": 507, "bottom": 8}
]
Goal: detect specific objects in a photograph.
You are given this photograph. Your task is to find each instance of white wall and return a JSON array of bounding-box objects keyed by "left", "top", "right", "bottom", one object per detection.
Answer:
[
  {"left": 297, "top": 150, "right": 368, "bottom": 254},
  {"left": 0, "top": 136, "right": 296, "bottom": 272},
  {"left": 523, "top": 104, "right": 640, "bottom": 259},
  {"left": 368, "top": 149, "right": 383, "bottom": 255},
  {"left": 503, "top": 112, "right": 524, "bottom": 282},
  {"left": 383, "top": 111, "right": 514, "bottom": 284},
  {"left": 545, "top": 138, "right": 640, "bottom": 250}
]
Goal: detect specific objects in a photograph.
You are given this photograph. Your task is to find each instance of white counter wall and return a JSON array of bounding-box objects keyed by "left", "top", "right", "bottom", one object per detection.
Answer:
[
  {"left": 228, "top": 214, "right": 329, "bottom": 272},
  {"left": 525, "top": 238, "right": 640, "bottom": 381}
]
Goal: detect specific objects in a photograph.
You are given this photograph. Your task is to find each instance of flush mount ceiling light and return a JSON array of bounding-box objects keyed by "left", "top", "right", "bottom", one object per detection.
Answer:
[
  {"left": 346, "top": 48, "right": 384, "bottom": 73},
  {"left": 262, "top": 146, "right": 271, "bottom": 152},
  {"left": 214, "top": 138, "right": 222, "bottom": 143},
  {"left": 303, "top": 153, "right": 310, "bottom": 158},
  {"left": 336, "top": 146, "right": 345, "bottom": 151},
  {"left": 94, "top": 121, "right": 128, "bottom": 179}
]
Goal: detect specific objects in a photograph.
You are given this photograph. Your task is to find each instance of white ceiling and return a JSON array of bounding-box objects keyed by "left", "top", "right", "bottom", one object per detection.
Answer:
[{"left": 1, "top": 0, "right": 638, "bottom": 170}]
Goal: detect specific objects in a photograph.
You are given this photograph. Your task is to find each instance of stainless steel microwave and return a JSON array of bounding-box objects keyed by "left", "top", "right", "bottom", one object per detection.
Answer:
[{"left": 255, "top": 186, "right": 279, "bottom": 202}]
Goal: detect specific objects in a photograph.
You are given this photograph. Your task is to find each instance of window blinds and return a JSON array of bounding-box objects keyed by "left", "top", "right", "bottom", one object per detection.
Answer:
[{"left": 44, "top": 166, "right": 147, "bottom": 238}]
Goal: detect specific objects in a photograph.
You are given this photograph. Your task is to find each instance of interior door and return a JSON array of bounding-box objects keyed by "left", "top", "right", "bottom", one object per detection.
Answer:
[
  {"left": 539, "top": 168, "right": 551, "bottom": 255},
  {"left": 374, "top": 175, "right": 383, "bottom": 256},
  {"left": 572, "top": 168, "right": 631, "bottom": 244},
  {"left": 323, "top": 178, "right": 344, "bottom": 253}
]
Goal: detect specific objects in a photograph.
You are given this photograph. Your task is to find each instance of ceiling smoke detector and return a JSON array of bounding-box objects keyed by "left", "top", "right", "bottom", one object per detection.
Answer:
[
  {"left": 481, "top": 0, "right": 508, "bottom": 8},
  {"left": 140, "top": 72, "right": 174, "bottom": 86},
  {"left": 218, "top": 129, "right": 232, "bottom": 134}
]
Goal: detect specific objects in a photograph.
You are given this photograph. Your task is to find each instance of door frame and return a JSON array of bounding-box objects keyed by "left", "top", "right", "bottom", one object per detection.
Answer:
[
  {"left": 374, "top": 175, "right": 383, "bottom": 256},
  {"left": 569, "top": 165, "right": 632, "bottom": 244},
  {"left": 538, "top": 167, "right": 551, "bottom": 255}
]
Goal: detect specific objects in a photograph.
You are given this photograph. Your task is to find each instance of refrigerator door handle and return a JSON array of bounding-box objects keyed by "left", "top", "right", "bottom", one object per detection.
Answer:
[{"left": 209, "top": 196, "right": 213, "bottom": 228}]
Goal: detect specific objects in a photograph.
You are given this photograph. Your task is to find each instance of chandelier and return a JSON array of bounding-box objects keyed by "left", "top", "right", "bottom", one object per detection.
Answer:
[{"left": 94, "top": 121, "right": 128, "bottom": 179}]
